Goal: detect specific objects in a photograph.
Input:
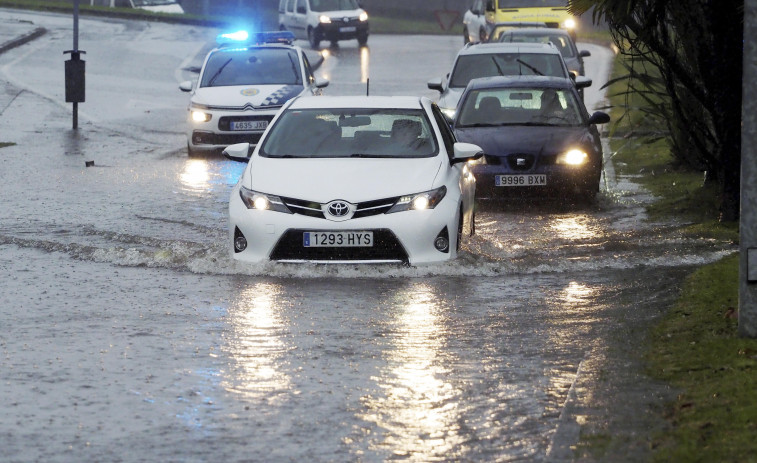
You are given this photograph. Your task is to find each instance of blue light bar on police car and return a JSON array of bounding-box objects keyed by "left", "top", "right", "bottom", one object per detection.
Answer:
[{"left": 216, "top": 31, "right": 295, "bottom": 46}]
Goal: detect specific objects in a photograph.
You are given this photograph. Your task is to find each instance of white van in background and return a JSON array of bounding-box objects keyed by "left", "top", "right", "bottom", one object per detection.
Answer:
[{"left": 278, "top": 0, "right": 369, "bottom": 49}]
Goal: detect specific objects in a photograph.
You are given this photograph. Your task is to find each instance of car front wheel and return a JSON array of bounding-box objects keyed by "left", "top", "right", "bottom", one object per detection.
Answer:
[{"left": 357, "top": 33, "right": 368, "bottom": 46}]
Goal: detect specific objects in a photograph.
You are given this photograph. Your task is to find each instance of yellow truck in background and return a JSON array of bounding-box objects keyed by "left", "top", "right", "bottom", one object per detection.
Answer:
[{"left": 485, "top": 0, "right": 577, "bottom": 39}]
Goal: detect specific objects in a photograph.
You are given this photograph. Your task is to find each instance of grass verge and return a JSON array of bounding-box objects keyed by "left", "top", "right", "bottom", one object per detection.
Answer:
[{"left": 596, "top": 39, "right": 753, "bottom": 463}]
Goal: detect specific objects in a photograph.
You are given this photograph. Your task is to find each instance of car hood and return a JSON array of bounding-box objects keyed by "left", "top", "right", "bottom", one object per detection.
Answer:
[
  {"left": 246, "top": 156, "right": 444, "bottom": 202},
  {"left": 192, "top": 84, "right": 304, "bottom": 108},
  {"left": 455, "top": 125, "right": 592, "bottom": 156}
]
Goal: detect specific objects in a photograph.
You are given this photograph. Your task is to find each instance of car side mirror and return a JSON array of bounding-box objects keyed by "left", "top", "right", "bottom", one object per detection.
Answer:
[
  {"left": 223, "top": 143, "right": 253, "bottom": 163},
  {"left": 579, "top": 50, "right": 591, "bottom": 58},
  {"left": 574, "top": 76, "right": 593, "bottom": 89},
  {"left": 179, "top": 80, "right": 193, "bottom": 92},
  {"left": 427, "top": 77, "right": 444, "bottom": 92},
  {"left": 451, "top": 142, "right": 483, "bottom": 164},
  {"left": 315, "top": 77, "right": 329, "bottom": 89},
  {"left": 588, "top": 111, "right": 610, "bottom": 125}
]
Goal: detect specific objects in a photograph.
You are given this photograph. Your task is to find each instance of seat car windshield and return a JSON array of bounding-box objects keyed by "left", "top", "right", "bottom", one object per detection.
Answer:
[
  {"left": 456, "top": 87, "right": 584, "bottom": 127},
  {"left": 449, "top": 53, "right": 565, "bottom": 88},
  {"left": 200, "top": 48, "right": 303, "bottom": 88},
  {"left": 260, "top": 108, "right": 439, "bottom": 158},
  {"left": 310, "top": 0, "right": 359, "bottom": 11}
]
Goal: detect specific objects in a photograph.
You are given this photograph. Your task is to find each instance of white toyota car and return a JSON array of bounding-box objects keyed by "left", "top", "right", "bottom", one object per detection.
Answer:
[
  {"left": 224, "top": 95, "right": 483, "bottom": 265},
  {"left": 179, "top": 31, "right": 328, "bottom": 156}
]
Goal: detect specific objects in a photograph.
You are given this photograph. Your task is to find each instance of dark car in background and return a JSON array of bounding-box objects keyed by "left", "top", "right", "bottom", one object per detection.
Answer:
[{"left": 452, "top": 75, "right": 610, "bottom": 202}]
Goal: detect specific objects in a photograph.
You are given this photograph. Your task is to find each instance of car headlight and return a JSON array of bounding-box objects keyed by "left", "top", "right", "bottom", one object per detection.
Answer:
[
  {"left": 359, "top": 12, "right": 368, "bottom": 21},
  {"left": 191, "top": 110, "right": 211, "bottom": 123},
  {"left": 239, "top": 187, "right": 292, "bottom": 213},
  {"left": 319, "top": 15, "right": 331, "bottom": 24},
  {"left": 387, "top": 186, "right": 447, "bottom": 213},
  {"left": 563, "top": 18, "right": 577, "bottom": 29},
  {"left": 556, "top": 149, "right": 589, "bottom": 166}
]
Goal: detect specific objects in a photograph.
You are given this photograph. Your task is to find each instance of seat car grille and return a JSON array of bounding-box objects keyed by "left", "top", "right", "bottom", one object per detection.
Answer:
[
  {"left": 269, "top": 229, "right": 409, "bottom": 262},
  {"left": 280, "top": 196, "right": 400, "bottom": 220}
]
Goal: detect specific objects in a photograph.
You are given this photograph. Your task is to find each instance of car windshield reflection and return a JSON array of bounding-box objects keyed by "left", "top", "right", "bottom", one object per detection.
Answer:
[
  {"left": 200, "top": 48, "right": 303, "bottom": 87},
  {"left": 260, "top": 108, "right": 439, "bottom": 158},
  {"left": 456, "top": 87, "right": 584, "bottom": 128}
]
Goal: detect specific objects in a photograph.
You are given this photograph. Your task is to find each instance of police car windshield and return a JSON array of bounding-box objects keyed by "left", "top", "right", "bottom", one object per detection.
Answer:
[
  {"left": 200, "top": 48, "right": 303, "bottom": 88},
  {"left": 260, "top": 108, "right": 439, "bottom": 159},
  {"left": 311, "top": 0, "right": 359, "bottom": 11},
  {"left": 449, "top": 53, "right": 566, "bottom": 88}
]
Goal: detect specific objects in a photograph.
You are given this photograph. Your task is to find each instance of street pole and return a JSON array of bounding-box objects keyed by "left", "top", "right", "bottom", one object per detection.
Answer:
[
  {"left": 740, "top": 0, "right": 757, "bottom": 337},
  {"left": 64, "top": 0, "right": 85, "bottom": 130}
]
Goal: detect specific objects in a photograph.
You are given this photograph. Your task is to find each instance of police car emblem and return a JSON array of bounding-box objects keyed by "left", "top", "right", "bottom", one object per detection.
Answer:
[{"left": 241, "top": 88, "right": 260, "bottom": 96}]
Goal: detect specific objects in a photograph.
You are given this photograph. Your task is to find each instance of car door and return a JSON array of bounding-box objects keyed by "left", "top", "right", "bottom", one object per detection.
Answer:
[{"left": 290, "top": 0, "right": 309, "bottom": 39}]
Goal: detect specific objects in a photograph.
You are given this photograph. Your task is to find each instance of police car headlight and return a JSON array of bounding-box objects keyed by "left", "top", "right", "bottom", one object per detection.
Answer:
[
  {"left": 191, "top": 110, "right": 211, "bottom": 123},
  {"left": 557, "top": 149, "right": 588, "bottom": 166},
  {"left": 359, "top": 12, "right": 368, "bottom": 21},
  {"left": 387, "top": 186, "right": 447, "bottom": 213},
  {"left": 239, "top": 187, "right": 293, "bottom": 213},
  {"left": 319, "top": 15, "right": 332, "bottom": 24}
]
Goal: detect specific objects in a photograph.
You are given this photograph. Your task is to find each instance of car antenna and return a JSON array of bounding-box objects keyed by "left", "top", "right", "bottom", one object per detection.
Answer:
[{"left": 366, "top": 78, "right": 369, "bottom": 96}]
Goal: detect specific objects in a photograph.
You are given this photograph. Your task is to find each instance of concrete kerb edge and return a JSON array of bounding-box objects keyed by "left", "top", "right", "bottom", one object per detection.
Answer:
[{"left": 0, "top": 26, "right": 46, "bottom": 55}]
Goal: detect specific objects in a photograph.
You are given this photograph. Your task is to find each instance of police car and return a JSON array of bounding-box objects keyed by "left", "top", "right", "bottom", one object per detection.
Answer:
[{"left": 179, "top": 31, "right": 329, "bottom": 157}]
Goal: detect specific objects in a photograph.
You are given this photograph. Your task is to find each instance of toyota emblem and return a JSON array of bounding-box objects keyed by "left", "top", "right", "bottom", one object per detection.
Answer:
[{"left": 327, "top": 201, "right": 350, "bottom": 217}]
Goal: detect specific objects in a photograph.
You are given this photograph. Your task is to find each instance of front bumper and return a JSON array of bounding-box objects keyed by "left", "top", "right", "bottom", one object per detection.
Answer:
[
  {"left": 315, "top": 20, "right": 369, "bottom": 42},
  {"left": 471, "top": 161, "right": 600, "bottom": 199},
  {"left": 187, "top": 108, "right": 279, "bottom": 153},
  {"left": 228, "top": 186, "right": 461, "bottom": 265}
]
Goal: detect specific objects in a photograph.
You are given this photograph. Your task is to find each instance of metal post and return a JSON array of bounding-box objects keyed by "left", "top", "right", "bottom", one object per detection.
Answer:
[
  {"left": 740, "top": 0, "right": 757, "bottom": 337},
  {"left": 73, "top": 0, "right": 78, "bottom": 129}
]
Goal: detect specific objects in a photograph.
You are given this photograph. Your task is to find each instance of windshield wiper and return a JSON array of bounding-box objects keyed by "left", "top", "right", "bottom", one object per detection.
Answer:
[
  {"left": 516, "top": 59, "right": 544, "bottom": 76},
  {"left": 349, "top": 153, "right": 394, "bottom": 158},
  {"left": 491, "top": 56, "right": 506, "bottom": 76},
  {"left": 207, "top": 58, "right": 232, "bottom": 86}
]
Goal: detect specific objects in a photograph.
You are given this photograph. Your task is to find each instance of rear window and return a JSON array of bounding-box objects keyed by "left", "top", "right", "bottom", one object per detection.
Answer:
[
  {"left": 260, "top": 108, "right": 439, "bottom": 159},
  {"left": 200, "top": 48, "right": 303, "bottom": 88},
  {"left": 449, "top": 53, "right": 566, "bottom": 88}
]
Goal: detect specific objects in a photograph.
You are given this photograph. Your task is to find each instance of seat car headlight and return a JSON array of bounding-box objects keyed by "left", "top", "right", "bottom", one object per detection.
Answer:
[
  {"left": 387, "top": 186, "right": 447, "bottom": 213},
  {"left": 556, "top": 149, "right": 588, "bottom": 166},
  {"left": 239, "top": 186, "right": 293, "bottom": 214}
]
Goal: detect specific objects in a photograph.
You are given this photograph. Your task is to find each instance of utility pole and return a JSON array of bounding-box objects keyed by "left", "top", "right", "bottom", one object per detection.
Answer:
[
  {"left": 741, "top": 0, "right": 757, "bottom": 337},
  {"left": 64, "top": 0, "right": 86, "bottom": 129}
]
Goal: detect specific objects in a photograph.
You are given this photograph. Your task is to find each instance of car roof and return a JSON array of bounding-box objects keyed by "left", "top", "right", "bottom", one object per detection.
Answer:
[
  {"left": 465, "top": 75, "right": 576, "bottom": 90},
  {"left": 500, "top": 27, "right": 572, "bottom": 38},
  {"left": 287, "top": 95, "right": 427, "bottom": 110},
  {"left": 457, "top": 42, "right": 561, "bottom": 56}
]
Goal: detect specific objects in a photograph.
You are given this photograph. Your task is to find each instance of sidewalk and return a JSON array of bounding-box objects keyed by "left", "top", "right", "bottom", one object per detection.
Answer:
[{"left": 0, "top": 15, "right": 46, "bottom": 55}]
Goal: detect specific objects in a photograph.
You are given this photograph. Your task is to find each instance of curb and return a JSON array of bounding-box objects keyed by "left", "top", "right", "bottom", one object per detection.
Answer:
[{"left": 0, "top": 26, "right": 46, "bottom": 55}]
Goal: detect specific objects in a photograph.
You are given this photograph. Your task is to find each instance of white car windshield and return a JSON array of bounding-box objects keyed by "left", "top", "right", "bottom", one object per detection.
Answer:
[
  {"left": 456, "top": 87, "right": 583, "bottom": 127},
  {"left": 450, "top": 53, "right": 566, "bottom": 88},
  {"left": 499, "top": 33, "right": 576, "bottom": 58},
  {"left": 200, "top": 48, "right": 303, "bottom": 88},
  {"left": 498, "top": 0, "right": 567, "bottom": 6},
  {"left": 310, "top": 0, "right": 359, "bottom": 11},
  {"left": 260, "top": 108, "right": 439, "bottom": 158}
]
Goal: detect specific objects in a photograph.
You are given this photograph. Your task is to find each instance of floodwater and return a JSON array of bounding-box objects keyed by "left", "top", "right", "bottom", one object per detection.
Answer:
[{"left": 0, "top": 10, "right": 733, "bottom": 462}]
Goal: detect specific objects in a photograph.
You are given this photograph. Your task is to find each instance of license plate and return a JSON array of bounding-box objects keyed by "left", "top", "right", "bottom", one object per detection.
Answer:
[
  {"left": 230, "top": 120, "right": 268, "bottom": 131},
  {"left": 495, "top": 174, "right": 547, "bottom": 186},
  {"left": 303, "top": 231, "right": 373, "bottom": 247},
  {"left": 339, "top": 26, "right": 356, "bottom": 32}
]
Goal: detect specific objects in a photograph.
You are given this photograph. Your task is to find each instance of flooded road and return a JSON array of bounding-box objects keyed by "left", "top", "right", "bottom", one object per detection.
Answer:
[{"left": 0, "top": 10, "right": 734, "bottom": 462}]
